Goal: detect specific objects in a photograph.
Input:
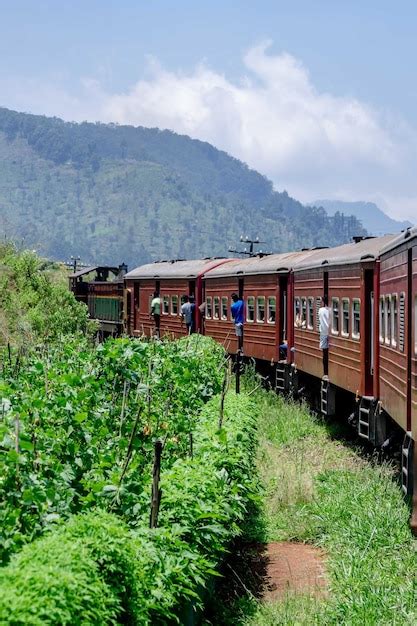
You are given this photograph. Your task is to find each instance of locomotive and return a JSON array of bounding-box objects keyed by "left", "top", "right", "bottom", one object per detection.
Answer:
[{"left": 70, "top": 228, "right": 417, "bottom": 529}]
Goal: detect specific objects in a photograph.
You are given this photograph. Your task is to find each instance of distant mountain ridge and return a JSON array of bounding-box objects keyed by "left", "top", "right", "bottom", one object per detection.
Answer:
[
  {"left": 0, "top": 107, "right": 366, "bottom": 267},
  {"left": 313, "top": 199, "right": 412, "bottom": 236}
]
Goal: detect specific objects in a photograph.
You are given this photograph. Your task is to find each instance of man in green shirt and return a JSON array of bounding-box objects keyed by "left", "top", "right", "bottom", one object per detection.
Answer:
[{"left": 150, "top": 291, "right": 161, "bottom": 337}]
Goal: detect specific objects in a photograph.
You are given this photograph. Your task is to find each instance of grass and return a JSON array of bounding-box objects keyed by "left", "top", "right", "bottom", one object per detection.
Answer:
[{"left": 206, "top": 389, "right": 417, "bottom": 625}]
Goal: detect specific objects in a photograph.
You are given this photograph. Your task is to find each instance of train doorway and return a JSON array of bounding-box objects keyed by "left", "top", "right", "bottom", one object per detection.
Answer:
[
  {"left": 364, "top": 269, "right": 374, "bottom": 396},
  {"left": 279, "top": 276, "right": 287, "bottom": 344}
]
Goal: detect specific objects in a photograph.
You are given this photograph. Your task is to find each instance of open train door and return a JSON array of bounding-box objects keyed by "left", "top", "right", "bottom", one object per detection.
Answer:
[{"left": 364, "top": 268, "right": 374, "bottom": 396}]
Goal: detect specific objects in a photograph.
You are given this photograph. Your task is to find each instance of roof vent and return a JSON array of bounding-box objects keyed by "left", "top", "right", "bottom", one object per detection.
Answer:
[
  {"left": 352, "top": 236, "right": 365, "bottom": 244},
  {"left": 404, "top": 227, "right": 412, "bottom": 239}
]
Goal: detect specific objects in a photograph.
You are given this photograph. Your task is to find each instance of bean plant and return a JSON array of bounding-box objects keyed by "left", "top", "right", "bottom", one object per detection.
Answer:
[{"left": 0, "top": 334, "right": 224, "bottom": 563}]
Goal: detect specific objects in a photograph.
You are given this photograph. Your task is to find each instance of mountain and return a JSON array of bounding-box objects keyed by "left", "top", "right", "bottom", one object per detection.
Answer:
[
  {"left": 0, "top": 107, "right": 366, "bottom": 267},
  {"left": 313, "top": 200, "right": 412, "bottom": 236}
]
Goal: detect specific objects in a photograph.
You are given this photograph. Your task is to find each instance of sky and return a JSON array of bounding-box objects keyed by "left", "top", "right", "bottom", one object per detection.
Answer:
[{"left": 1, "top": 0, "right": 417, "bottom": 222}]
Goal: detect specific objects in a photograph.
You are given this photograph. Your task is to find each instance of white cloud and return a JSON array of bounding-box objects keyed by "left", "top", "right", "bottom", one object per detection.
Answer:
[{"left": 2, "top": 42, "right": 417, "bottom": 222}]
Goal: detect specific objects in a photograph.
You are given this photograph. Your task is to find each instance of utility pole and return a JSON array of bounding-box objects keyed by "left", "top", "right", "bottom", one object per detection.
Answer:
[{"left": 229, "top": 235, "right": 271, "bottom": 258}]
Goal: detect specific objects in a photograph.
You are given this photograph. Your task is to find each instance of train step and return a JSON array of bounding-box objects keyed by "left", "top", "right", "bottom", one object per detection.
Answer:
[
  {"left": 358, "top": 396, "right": 374, "bottom": 440},
  {"left": 275, "top": 362, "right": 290, "bottom": 394},
  {"left": 402, "top": 432, "right": 413, "bottom": 496},
  {"left": 357, "top": 397, "right": 386, "bottom": 446},
  {"left": 321, "top": 378, "right": 335, "bottom": 417}
]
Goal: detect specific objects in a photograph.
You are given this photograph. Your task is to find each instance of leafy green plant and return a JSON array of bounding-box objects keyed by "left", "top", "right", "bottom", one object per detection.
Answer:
[
  {"left": 0, "top": 334, "right": 225, "bottom": 562},
  {"left": 0, "top": 391, "right": 259, "bottom": 625}
]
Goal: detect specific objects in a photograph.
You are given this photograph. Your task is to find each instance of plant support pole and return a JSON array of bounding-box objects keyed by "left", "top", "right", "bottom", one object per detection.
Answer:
[
  {"left": 150, "top": 439, "right": 163, "bottom": 528},
  {"left": 236, "top": 349, "right": 241, "bottom": 394}
]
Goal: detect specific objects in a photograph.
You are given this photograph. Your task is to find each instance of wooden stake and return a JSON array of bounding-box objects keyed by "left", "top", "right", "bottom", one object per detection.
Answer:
[
  {"left": 218, "top": 367, "right": 228, "bottom": 429},
  {"left": 236, "top": 349, "right": 241, "bottom": 395},
  {"left": 150, "top": 439, "right": 163, "bottom": 528}
]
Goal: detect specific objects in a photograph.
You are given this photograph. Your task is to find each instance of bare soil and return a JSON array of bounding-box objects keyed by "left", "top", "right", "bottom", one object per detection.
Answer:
[{"left": 263, "top": 542, "right": 328, "bottom": 601}]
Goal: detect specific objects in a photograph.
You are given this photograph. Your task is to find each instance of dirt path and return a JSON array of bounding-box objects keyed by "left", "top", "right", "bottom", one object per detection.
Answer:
[{"left": 263, "top": 542, "right": 328, "bottom": 601}]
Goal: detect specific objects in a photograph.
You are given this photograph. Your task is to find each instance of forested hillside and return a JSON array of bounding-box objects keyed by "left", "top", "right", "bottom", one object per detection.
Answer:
[{"left": 0, "top": 107, "right": 366, "bottom": 267}]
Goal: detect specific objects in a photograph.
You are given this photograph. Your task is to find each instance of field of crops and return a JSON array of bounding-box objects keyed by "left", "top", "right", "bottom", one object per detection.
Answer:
[{"left": 0, "top": 334, "right": 259, "bottom": 624}]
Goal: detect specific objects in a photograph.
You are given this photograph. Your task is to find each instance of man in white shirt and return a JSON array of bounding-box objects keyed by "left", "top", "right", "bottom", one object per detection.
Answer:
[{"left": 318, "top": 295, "right": 330, "bottom": 376}]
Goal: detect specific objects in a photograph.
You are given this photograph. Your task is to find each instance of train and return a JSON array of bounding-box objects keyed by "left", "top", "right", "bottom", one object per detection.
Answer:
[{"left": 69, "top": 228, "right": 417, "bottom": 530}]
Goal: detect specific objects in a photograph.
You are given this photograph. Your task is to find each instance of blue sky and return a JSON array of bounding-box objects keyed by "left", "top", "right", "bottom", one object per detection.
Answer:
[{"left": 1, "top": 0, "right": 417, "bottom": 221}]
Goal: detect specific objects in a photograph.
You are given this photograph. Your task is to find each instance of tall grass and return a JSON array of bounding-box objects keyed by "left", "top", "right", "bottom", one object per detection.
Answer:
[{"left": 215, "top": 389, "right": 417, "bottom": 625}]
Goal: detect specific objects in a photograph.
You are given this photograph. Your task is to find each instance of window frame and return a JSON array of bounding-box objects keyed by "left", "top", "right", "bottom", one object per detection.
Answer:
[
  {"left": 171, "top": 295, "right": 179, "bottom": 316},
  {"left": 331, "top": 297, "right": 340, "bottom": 335},
  {"left": 379, "top": 296, "right": 385, "bottom": 344},
  {"left": 162, "top": 295, "right": 170, "bottom": 315},
  {"left": 385, "top": 295, "right": 391, "bottom": 346},
  {"left": 247, "top": 296, "right": 255, "bottom": 323},
  {"left": 352, "top": 298, "right": 361, "bottom": 340},
  {"left": 256, "top": 296, "right": 266, "bottom": 323},
  {"left": 267, "top": 296, "right": 276, "bottom": 324},
  {"left": 341, "top": 298, "right": 350, "bottom": 337},
  {"left": 213, "top": 296, "right": 220, "bottom": 320},
  {"left": 206, "top": 296, "right": 212, "bottom": 319},
  {"left": 307, "top": 297, "right": 314, "bottom": 330},
  {"left": 399, "top": 292, "right": 405, "bottom": 352},
  {"left": 221, "top": 296, "right": 228, "bottom": 321},
  {"left": 391, "top": 293, "right": 398, "bottom": 348}
]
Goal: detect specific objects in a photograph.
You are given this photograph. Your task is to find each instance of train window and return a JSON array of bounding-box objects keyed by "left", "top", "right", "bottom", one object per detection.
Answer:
[
  {"left": 206, "top": 296, "right": 212, "bottom": 319},
  {"left": 342, "top": 299, "right": 349, "bottom": 337},
  {"left": 316, "top": 297, "right": 321, "bottom": 331},
  {"left": 294, "top": 297, "right": 301, "bottom": 326},
  {"left": 301, "top": 298, "right": 307, "bottom": 326},
  {"left": 267, "top": 297, "right": 276, "bottom": 323},
  {"left": 379, "top": 297, "right": 385, "bottom": 343},
  {"left": 247, "top": 296, "right": 255, "bottom": 322},
  {"left": 171, "top": 295, "right": 179, "bottom": 315},
  {"left": 307, "top": 297, "right": 314, "bottom": 329},
  {"left": 180, "top": 295, "right": 187, "bottom": 305},
  {"left": 352, "top": 299, "right": 360, "bottom": 339},
  {"left": 331, "top": 298, "right": 339, "bottom": 334},
  {"left": 221, "top": 296, "right": 228, "bottom": 320},
  {"left": 385, "top": 296, "right": 391, "bottom": 345},
  {"left": 162, "top": 296, "right": 169, "bottom": 315},
  {"left": 213, "top": 296, "right": 220, "bottom": 320},
  {"left": 399, "top": 293, "right": 405, "bottom": 352},
  {"left": 257, "top": 296, "right": 265, "bottom": 323},
  {"left": 392, "top": 294, "right": 398, "bottom": 348}
]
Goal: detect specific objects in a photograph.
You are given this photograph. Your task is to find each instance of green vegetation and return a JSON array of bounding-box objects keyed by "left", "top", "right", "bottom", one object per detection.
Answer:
[
  {"left": 0, "top": 334, "right": 225, "bottom": 562},
  {"left": 211, "top": 392, "right": 417, "bottom": 625},
  {"left": 0, "top": 107, "right": 366, "bottom": 266},
  {"left": 0, "top": 389, "right": 258, "bottom": 624},
  {"left": 0, "top": 242, "right": 90, "bottom": 346}
]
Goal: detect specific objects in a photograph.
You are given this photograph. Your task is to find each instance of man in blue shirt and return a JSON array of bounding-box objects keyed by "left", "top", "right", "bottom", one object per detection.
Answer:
[{"left": 231, "top": 293, "right": 244, "bottom": 348}]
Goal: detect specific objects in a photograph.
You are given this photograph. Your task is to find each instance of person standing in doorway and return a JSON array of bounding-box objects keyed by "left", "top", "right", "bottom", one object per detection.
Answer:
[
  {"left": 231, "top": 293, "right": 244, "bottom": 350},
  {"left": 318, "top": 295, "right": 330, "bottom": 376},
  {"left": 150, "top": 291, "right": 161, "bottom": 338},
  {"left": 181, "top": 295, "right": 195, "bottom": 334}
]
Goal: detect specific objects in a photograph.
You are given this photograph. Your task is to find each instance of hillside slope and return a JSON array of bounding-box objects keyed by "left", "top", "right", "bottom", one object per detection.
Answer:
[
  {"left": 314, "top": 199, "right": 412, "bottom": 236},
  {"left": 0, "top": 107, "right": 366, "bottom": 267}
]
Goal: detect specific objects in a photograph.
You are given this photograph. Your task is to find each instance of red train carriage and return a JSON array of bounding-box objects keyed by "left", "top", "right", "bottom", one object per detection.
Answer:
[
  {"left": 124, "top": 258, "right": 232, "bottom": 338},
  {"left": 203, "top": 251, "right": 319, "bottom": 362},
  {"left": 292, "top": 235, "right": 396, "bottom": 428},
  {"left": 379, "top": 228, "right": 417, "bottom": 520}
]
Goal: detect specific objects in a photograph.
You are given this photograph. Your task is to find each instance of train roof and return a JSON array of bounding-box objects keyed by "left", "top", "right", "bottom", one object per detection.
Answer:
[
  {"left": 125, "top": 257, "right": 232, "bottom": 280},
  {"left": 69, "top": 265, "right": 120, "bottom": 279},
  {"left": 293, "top": 234, "right": 398, "bottom": 271},
  {"left": 379, "top": 225, "right": 417, "bottom": 256},
  {"left": 204, "top": 249, "right": 322, "bottom": 277}
]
